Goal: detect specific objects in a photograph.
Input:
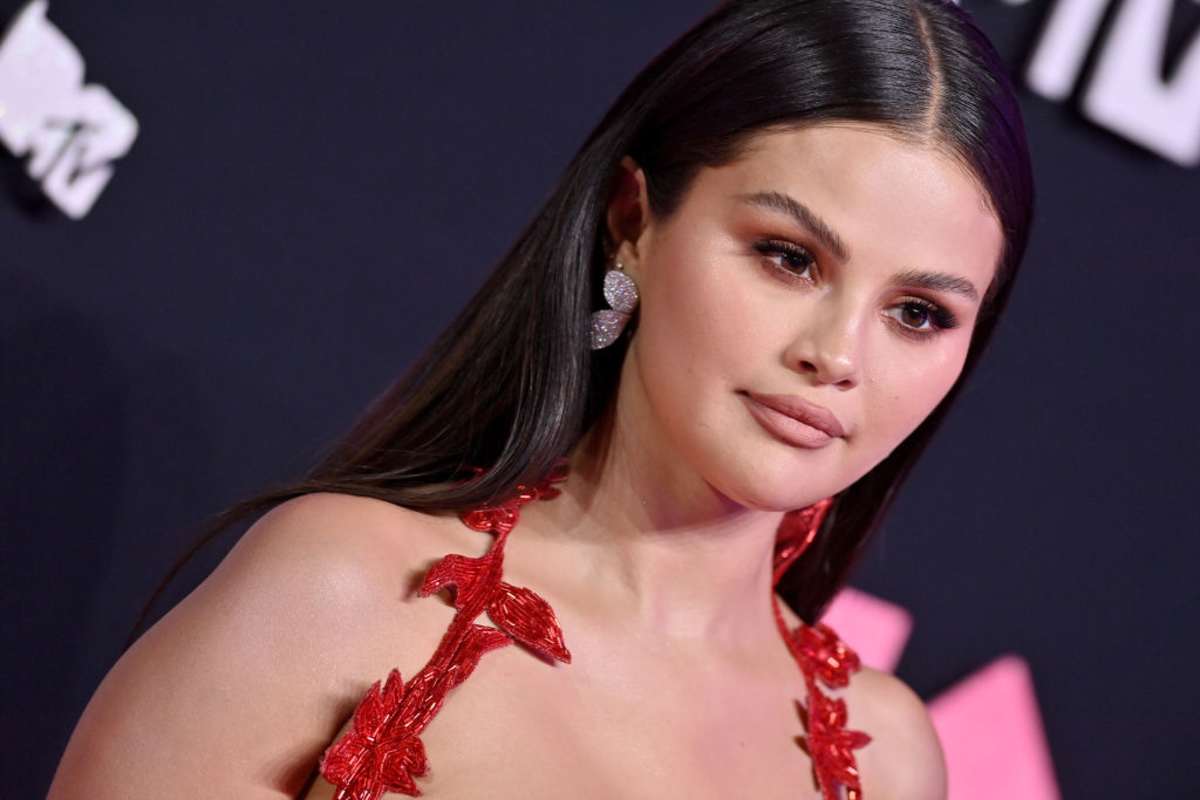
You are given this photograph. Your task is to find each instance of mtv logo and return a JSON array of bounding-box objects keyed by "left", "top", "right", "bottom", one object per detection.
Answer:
[
  {"left": 1026, "top": 0, "right": 1200, "bottom": 166},
  {"left": 0, "top": 0, "right": 138, "bottom": 218}
]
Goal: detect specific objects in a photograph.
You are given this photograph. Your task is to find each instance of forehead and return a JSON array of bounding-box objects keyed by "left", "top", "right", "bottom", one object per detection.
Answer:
[{"left": 696, "top": 123, "right": 1004, "bottom": 290}]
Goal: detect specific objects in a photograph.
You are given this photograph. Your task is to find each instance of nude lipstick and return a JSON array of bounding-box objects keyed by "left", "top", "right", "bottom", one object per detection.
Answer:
[{"left": 740, "top": 390, "right": 846, "bottom": 449}]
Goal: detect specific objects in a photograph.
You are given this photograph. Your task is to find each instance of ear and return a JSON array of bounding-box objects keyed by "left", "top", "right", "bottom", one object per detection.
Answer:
[{"left": 604, "top": 155, "right": 653, "bottom": 275}]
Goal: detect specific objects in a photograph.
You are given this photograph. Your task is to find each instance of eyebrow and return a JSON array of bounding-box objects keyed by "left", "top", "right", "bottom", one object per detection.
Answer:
[{"left": 733, "top": 190, "right": 980, "bottom": 304}]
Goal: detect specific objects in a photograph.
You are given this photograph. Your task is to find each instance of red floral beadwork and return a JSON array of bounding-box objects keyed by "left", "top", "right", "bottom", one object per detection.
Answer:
[
  {"left": 790, "top": 621, "right": 863, "bottom": 690},
  {"left": 802, "top": 689, "right": 873, "bottom": 796},
  {"left": 319, "top": 463, "right": 869, "bottom": 800},
  {"left": 772, "top": 495, "right": 872, "bottom": 800},
  {"left": 317, "top": 460, "right": 572, "bottom": 799},
  {"left": 773, "top": 497, "right": 833, "bottom": 586}
]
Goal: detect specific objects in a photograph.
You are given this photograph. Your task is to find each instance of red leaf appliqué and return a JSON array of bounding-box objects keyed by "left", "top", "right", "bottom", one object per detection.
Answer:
[
  {"left": 801, "top": 689, "right": 872, "bottom": 796},
  {"left": 436, "top": 623, "right": 513, "bottom": 694},
  {"left": 460, "top": 503, "right": 520, "bottom": 535},
  {"left": 791, "top": 622, "right": 862, "bottom": 689},
  {"left": 374, "top": 734, "right": 428, "bottom": 795},
  {"left": 321, "top": 728, "right": 428, "bottom": 800},
  {"left": 457, "top": 461, "right": 570, "bottom": 536},
  {"left": 352, "top": 668, "right": 404, "bottom": 740},
  {"left": 488, "top": 581, "right": 571, "bottom": 663},
  {"left": 319, "top": 669, "right": 430, "bottom": 800},
  {"left": 417, "top": 553, "right": 492, "bottom": 609}
]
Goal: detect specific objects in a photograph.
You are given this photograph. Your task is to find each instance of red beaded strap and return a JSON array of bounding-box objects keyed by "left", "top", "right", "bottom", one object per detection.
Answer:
[
  {"left": 317, "top": 461, "right": 572, "bottom": 799},
  {"left": 318, "top": 466, "right": 869, "bottom": 800},
  {"left": 773, "top": 499, "right": 872, "bottom": 800}
]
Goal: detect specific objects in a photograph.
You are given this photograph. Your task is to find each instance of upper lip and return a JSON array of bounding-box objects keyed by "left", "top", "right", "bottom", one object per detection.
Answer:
[{"left": 744, "top": 391, "right": 847, "bottom": 438}]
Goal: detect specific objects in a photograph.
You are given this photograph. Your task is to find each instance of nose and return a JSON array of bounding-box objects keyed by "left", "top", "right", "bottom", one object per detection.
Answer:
[{"left": 786, "top": 299, "right": 860, "bottom": 388}]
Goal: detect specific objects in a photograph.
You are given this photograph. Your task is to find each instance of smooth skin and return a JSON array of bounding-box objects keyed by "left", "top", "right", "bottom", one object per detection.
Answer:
[{"left": 49, "top": 122, "right": 1002, "bottom": 799}]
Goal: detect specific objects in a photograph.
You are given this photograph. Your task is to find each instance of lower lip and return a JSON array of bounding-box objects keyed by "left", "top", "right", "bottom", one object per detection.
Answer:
[{"left": 741, "top": 393, "right": 836, "bottom": 449}]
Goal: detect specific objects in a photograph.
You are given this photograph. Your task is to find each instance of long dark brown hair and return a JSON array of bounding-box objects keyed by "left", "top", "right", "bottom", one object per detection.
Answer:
[{"left": 126, "top": 0, "right": 1033, "bottom": 649}]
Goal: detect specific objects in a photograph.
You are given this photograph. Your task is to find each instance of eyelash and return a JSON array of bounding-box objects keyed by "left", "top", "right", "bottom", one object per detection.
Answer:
[{"left": 751, "top": 238, "right": 960, "bottom": 340}]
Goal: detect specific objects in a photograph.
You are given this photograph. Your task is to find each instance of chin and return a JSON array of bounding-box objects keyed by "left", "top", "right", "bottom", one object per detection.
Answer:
[{"left": 709, "top": 459, "right": 833, "bottom": 513}]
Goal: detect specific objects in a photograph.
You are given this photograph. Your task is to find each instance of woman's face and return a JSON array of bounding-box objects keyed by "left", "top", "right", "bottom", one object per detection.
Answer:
[{"left": 612, "top": 123, "right": 1004, "bottom": 510}]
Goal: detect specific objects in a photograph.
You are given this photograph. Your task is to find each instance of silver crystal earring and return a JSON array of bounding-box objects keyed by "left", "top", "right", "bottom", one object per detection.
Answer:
[{"left": 589, "top": 260, "right": 639, "bottom": 350}]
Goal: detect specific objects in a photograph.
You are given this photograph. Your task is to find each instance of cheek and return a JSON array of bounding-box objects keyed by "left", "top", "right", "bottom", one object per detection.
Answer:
[
  {"left": 865, "top": 344, "right": 966, "bottom": 450},
  {"left": 634, "top": 240, "right": 764, "bottom": 400}
]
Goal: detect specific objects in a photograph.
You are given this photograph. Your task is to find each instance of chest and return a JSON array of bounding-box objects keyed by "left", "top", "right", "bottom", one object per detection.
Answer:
[{"left": 328, "top": 642, "right": 827, "bottom": 800}]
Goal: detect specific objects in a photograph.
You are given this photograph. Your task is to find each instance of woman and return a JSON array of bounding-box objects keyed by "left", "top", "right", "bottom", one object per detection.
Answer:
[{"left": 49, "top": 0, "right": 1033, "bottom": 798}]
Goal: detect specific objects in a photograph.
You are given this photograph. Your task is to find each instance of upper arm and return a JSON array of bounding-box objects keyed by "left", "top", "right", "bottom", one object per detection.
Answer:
[
  {"left": 850, "top": 667, "right": 947, "bottom": 800},
  {"left": 48, "top": 492, "right": 421, "bottom": 799}
]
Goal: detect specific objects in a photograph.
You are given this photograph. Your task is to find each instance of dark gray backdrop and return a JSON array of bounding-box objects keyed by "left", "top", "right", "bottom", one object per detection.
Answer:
[{"left": 3, "top": 1, "right": 1197, "bottom": 797}]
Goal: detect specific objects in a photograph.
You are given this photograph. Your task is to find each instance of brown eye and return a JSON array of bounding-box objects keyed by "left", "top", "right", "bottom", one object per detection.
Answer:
[
  {"left": 885, "top": 298, "right": 960, "bottom": 339},
  {"left": 753, "top": 239, "right": 817, "bottom": 280},
  {"left": 899, "top": 303, "right": 931, "bottom": 329}
]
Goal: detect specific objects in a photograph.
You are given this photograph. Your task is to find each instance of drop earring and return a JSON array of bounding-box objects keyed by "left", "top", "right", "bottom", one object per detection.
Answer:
[{"left": 589, "top": 260, "right": 639, "bottom": 350}]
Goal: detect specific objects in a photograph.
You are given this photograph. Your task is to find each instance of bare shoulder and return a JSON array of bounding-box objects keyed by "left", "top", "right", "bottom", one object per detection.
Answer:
[
  {"left": 49, "top": 491, "right": 478, "bottom": 799},
  {"left": 250, "top": 489, "right": 478, "bottom": 560},
  {"left": 237, "top": 491, "right": 483, "bottom": 596},
  {"left": 175, "top": 491, "right": 478, "bottom": 642},
  {"left": 200, "top": 490, "right": 493, "bottom": 674},
  {"left": 838, "top": 665, "right": 947, "bottom": 800},
  {"left": 773, "top": 600, "right": 945, "bottom": 800}
]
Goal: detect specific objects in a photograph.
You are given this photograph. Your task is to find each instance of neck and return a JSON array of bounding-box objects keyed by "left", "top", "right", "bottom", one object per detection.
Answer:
[{"left": 511, "top": 399, "right": 789, "bottom": 650}]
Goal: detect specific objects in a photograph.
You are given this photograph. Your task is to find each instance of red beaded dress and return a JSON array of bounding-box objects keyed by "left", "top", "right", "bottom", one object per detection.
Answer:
[{"left": 317, "top": 459, "right": 871, "bottom": 799}]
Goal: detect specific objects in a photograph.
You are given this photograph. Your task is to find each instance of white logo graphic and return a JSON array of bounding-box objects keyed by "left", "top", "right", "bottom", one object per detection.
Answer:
[
  {"left": 0, "top": 0, "right": 138, "bottom": 218},
  {"left": 1025, "top": 0, "right": 1200, "bottom": 166}
]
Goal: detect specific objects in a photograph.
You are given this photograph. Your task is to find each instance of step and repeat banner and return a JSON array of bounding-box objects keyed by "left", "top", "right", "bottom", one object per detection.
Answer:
[{"left": 3, "top": 1, "right": 1196, "bottom": 797}]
